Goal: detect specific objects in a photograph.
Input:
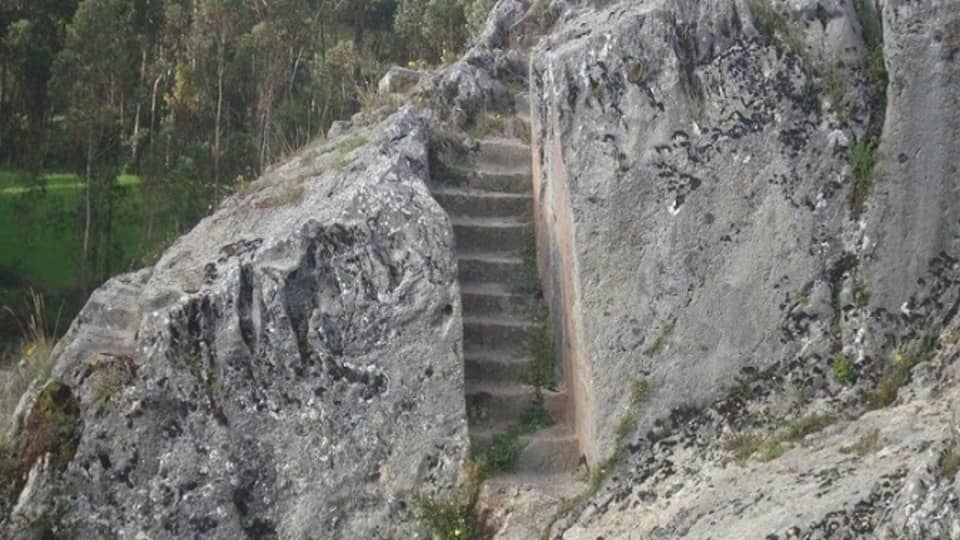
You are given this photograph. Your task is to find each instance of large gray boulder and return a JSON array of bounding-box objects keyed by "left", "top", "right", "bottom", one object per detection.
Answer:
[
  {"left": 0, "top": 108, "right": 468, "bottom": 539},
  {"left": 529, "top": 0, "right": 957, "bottom": 461},
  {"left": 525, "top": 0, "right": 960, "bottom": 537}
]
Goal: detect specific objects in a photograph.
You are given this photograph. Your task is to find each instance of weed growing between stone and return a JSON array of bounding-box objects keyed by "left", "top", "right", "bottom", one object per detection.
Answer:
[
  {"left": 725, "top": 413, "right": 837, "bottom": 465},
  {"left": 833, "top": 354, "right": 857, "bottom": 385},
  {"left": 940, "top": 442, "right": 960, "bottom": 481},
  {"left": 413, "top": 463, "right": 484, "bottom": 540},
  {"left": 540, "top": 377, "right": 651, "bottom": 540},
  {"left": 468, "top": 112, "right": 509, "bottom": 139},
  {"left": 413, "top": 401, "right": 555, "bottom": 539},
  {"left": 863, "top": 336, "right": 938, "bottom": 410},
  {"left": 1, "top": 290, "right": 57, "bottom": 434},
  {"left": 644, "top": 322, "right": 674, "bottom": 356},
  {"left": 849, "top": 0, "right": 888, "bottom": 213}
]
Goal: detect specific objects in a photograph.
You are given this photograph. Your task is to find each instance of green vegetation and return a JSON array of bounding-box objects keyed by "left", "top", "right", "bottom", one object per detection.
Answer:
[
  {"left": 848, "top": 0, "right": 888, "bottom": 213},
  {"left": 832, "top": 354, "right": 857, "bottom": 385},
  {"left": 541, "top": 377, "right": 651, "bottom": 539},
  {"left": 468, "top": 112, "right": 510, "bottom": 139},
  {"left": 1, "top": 0, "right": 497, "bottom": 338},
  {"left": 413, "top": 464, "right": 484, "bottom": 540},
  {"left": 2, "top": 291, "right": 57, "bottom": 438},
  {"left": 853, "top": 280, "right": 871, "bottom": 308},
  {"left": 644, "top": 322, "right": 675, "bottom": 356},
  {"left": 782, "top": 414, "right": 836, "bottom": 441},
  {"left": 526, "top": 314, "right": 555, "bottom": 390},
  {"left": 849, "top": 140, "right": 878, "bottom": 212},
  {"left": 473, "top": 401, "right": 554, "bottom": 476},
  {"left": 750, "top": 0, "right": 808, "bottom": 61},
  {"left": 726, "top": 413, "right": 837, "bottom": 465},
  {"left": 414, "top": 400, "right": 554, "bottom": 538},
  {"left": 256, "top": 184, "right": 306, "bottom": 209},
  {"left": 941, "top": 442, "right": 960, "bottom": 480},
  {"left": 863, "top": 336, "right": 938, "bottom": 410}
]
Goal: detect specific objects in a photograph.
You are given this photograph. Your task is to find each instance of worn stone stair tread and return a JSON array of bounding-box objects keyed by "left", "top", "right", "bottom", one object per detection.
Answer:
[
  {"left": 451, "top": 216, "right": 531, "bottom": 228},
  {"left": 431, "top": 186, "right": 532, "bottom": 200},
  {"left": 477, "top": 136, "right": 531, "bottom": 151},
  {"left": 458, "top": 252, "right": 523, "bottom": 264},
  {"left": 464, "top": 349, "right": 530, "bottom": 383},
  {"left": 463, "top": 316, "right": 537, "bottom": 329},
  {"left": 460, "top": 282, "right": 516, "bottom": 296},
  {"left": 465, "top": 382, "right": 569, "bottom": 425},
  {"left": 473, "top": 164, "right": 532, "bottom": 178},
  {"left": 470, "top": 423, "right": 576, "bottom": 447},
  {"left": 482, "top": 472, "right": 586, "bottom": 499}
]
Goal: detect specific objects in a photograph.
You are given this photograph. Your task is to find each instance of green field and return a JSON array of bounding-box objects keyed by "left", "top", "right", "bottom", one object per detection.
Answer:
[{"left": 0, "top": 169, "right": 167, "bottom": 297}]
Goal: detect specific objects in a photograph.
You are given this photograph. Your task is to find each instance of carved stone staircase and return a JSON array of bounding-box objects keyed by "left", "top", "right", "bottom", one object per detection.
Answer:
[{"left": 430, "top": 94, "right": 580, "bottom": 481}]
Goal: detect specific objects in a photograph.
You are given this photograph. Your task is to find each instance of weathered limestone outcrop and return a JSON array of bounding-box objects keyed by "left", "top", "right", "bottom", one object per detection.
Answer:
[
  {"left": 524, "top": 0, "right": 960, "bottom": 537},
  {"left": 0, "top": 108, "right": 468, "bottom": 538}
]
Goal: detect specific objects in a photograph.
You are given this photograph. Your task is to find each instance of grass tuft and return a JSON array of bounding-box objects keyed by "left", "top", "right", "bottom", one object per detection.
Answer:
[
  {"left": 644, "top": 322, "right": 675, "bottom": 356},
  {"left": 863, "top": 336, "right": 938, "bottom": 410},
  {"left": 832, "top": 354, "right": 857, "bottom": 385}
]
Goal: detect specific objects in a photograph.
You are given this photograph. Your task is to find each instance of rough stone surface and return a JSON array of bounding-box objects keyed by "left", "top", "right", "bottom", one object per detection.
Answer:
[
  {"left": 522, "top": 0, "right": 960, "bottom": 537},
  {"left": 530, "top": 0, "right": 958, "bottom": 462},
  {"left": 0, "top": 108, "right": 468, "bottom": 539},
  {"left": 378, "top": 66, "right": 422, "bottom": 95}
]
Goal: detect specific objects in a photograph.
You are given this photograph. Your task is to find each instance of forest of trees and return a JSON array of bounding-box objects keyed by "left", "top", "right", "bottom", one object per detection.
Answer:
[{"left": 0, "top": 0, "right": 492, "bottom": 336}]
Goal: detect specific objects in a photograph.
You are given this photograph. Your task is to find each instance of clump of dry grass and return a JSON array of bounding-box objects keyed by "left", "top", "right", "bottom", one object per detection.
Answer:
[{"left": 2, "top": 290, "right": 58, "bottom": 434}]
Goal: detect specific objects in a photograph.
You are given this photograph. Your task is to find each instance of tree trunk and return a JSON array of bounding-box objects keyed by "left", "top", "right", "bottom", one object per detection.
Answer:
[
  {"left": 82, "top": 127, "right": 94, "bottom": 292},
  {"left": 151, "top": 73, "right": 163, "bottom": 132},
  {"left": 214, "top": 33, "right": 225, "bottom": 197}
]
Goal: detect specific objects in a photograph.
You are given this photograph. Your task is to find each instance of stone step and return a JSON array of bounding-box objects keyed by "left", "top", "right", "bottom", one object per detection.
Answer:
[
  {"left": 514, "top": 93, "right": 531, "bottom": 123},
  {"left": 453, "top": 218, "right": 530, "bottom": 253},
  {"left": 464, "top": 348, "right": 530, "bottom": 383},
  {"left": 458, "top": 253, "right": 524, "bottom": 284},
  {"left": 471, "top": 424, "right": 580, "bottom": 475},
  {"left": 463, "top": 316, "right": 535, "bottom": 350},
  {"left": 465, "top": 383, "right": 568, "bottom": 426},
  {"left": 469, "top": 170, "right": 531, "bottom": 193},
  {"left": 474, "top": 138, "right": 532, "bottom": 174},
  {"left": 431, "top": 187, "right": 532, "bottom": 219},
  {"left": 461, "top": 283, "right": 537, "bottom": 318}
]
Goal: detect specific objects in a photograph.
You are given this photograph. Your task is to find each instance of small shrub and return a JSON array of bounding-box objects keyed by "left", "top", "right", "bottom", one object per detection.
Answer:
[
  {"left": 820, "top": 65, "right": 848, "bottom": 120},
  {"left": 783, "top": 414, "right": 836, "bottom": 441},
  {"left": 644, "top": 322, "right": 675, "bottom": 356},
  {"left": 849, "top": 140, "right": 878, "bottom": 212},
  {"left": 863, "top": 337, "right": 937, "bottom": 409},
  {"left": 518, "top": 400, "right": 554, "bottom": 434},
  {"left": 751, "top": 0, "right": 808, "bottom": 61},
  {"left": 726, "top": 432, "right": 766, "bottom": 465},
  {"left": 840, "top": 429, "right": 882, "bottom": 456},
  {"left": 468, "top": 112, "right": 509, "bottom": 139},
  {"left": 474, "top": 431, "right": 525, "bottom": 476},
  {"left": 525, "top": 313, "right": 555, "bottom": 390},
  {"left": 757, "top": 439, "right": 786, "bottom": 462},
  {"left": 833, "top": 354, "right": 857, "bottom": 385},
  {"left": 413, "top": 464, "right": 483, "bottom": 540},
  {"left": 631, "top": 377, "right": 650, "bottom": 405},
  {"left": 256, "top": 184, "right": 305, "bottom": 209},
  {"left": 941, "top": 442, "right": 960, "bottom": 481},
  {"left": 329, "top": 135, "right": 368, "bottom": 170}
]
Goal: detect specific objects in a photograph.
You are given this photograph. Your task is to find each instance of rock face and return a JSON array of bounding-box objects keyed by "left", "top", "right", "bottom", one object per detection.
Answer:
[
  {"left": 523, "top": 0, "right": 960, "bottom": 537},
  {"left": 530, "top": 0, "right": 958, "bottom": 463},
  {"left": 0, "top": 108, "right": 468, "bottom": 539}
]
